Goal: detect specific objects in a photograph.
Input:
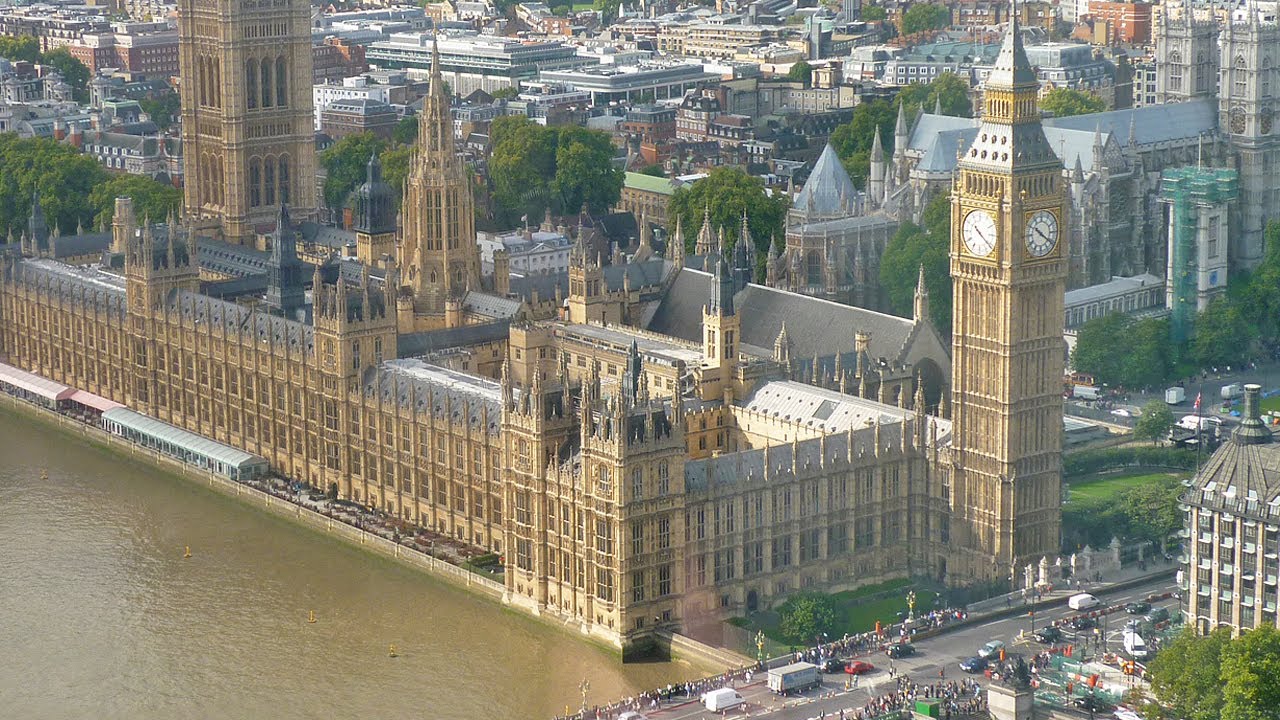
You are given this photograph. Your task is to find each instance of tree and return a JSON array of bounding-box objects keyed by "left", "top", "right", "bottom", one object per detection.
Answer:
[
  {"left": 900, "top": 3, "right": 950, "bottom": 35},
  {"left": 895, "top": 71, "right": 972, "bottom": 117},
  {"left": 787, "top": 60, "right": 814, "bottom": 88},
  {"left": 0, "top": 134, "right": 110, "bottom": 236},
  {"left": 0, "top": 35, "right": 41, "bottom": 63},
  {"left": 593, "top": 0, "right": 621, "bottom": 23},
  {"left": 668, "top": 167, "right": 789, "bottom": 260},
  {"left": 778, "top": 593, "right": 837, "bottom": 645},
  {"left": 1040, "top": 87, "right": 1107, "bottom": 118},
  {"left": 551, "top": 125, "right": 624, "bottom": 215},
  {"left": 1116, "top": 475, "right": 1184, "bottom": 548},
  {"left": 489, "top": 117, "right": 623, "bottom": 226},
  {"left": 41, "top": 47, "right": 90, "bottom": 102},
  {"left": 490, "top": 86, "right": 520, "bottom": 100},
  {"left": 391, "top": 115, "right": 418, "bottom": 146},
  {"left": 378, "top": 144, "right": 412, "bottom": 205},
  {"left": 1072, "top": 314, "right": 1174, "bottom": 389},
  {"left": 861, "top": 5, "right": 887, "bottom": 21},
  {"left": 1147, "top": 629, "right": 1231, "bottom": 720},
  {"left": 829, "top": 99, "right": 896, "bottom": 187},
  {"left": 879, "top": 194, "right": 952, "bottom": 330},
  {"left": 138, "top": 93, "right": 181, "bottom": 130},
  {"left": 1221, "top": 625, "right": 1280, "bottom": 720},
  {"left": 637, "top": 164, "right": 666, "bottom": 177},
  {"left": 319, "top": 132, "right": 387, "bottom": 210},
  {"left": 1192, "top": 297, "right": 1252, "bottom": 370},
  {"left": 1133, "top": 401, "right": 1175, "bottom": 444},
  {"left": 88, "top": 174, "right": 181, "bottom": 230}
]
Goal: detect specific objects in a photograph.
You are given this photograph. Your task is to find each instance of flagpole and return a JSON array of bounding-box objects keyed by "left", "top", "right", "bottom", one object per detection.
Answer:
[{"left": 1196, "top": 382, "right": 1204, "bottom": 474}]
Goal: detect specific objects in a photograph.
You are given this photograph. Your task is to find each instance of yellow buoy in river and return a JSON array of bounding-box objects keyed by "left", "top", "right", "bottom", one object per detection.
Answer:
[
  {"left": 308, "top": 610, "right": 317, "bottom": 624},
  {"left": 40, "top": 469, "right": 48, "bottom": 480},
  {"left": 389, "top": 644, "right": 398, "bottom": 658},
  {"left": 183, "top": 546, "right": 191, "bottom": 558}
]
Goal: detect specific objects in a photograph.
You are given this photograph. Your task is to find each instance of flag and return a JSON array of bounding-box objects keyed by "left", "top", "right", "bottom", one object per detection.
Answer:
[
  {"left": 520, "top": 214, "right": 528, "bottom": 223},
  {"left": 1194, "top": 392, "right": 1202, "bottom": 412}
]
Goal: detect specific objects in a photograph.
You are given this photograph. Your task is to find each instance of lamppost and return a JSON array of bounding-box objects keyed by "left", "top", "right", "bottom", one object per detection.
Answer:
[
  {"left": 579, "top": 679, "right": 590, "bottom": 715},
  {"left": 755, "top": 630, "right": 766, "bottom": 666},
  {"left": 906, "top": 590, "right": 917, "bottom": 621}
]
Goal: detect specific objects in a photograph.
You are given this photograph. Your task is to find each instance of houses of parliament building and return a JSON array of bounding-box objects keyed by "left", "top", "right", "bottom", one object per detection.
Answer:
[{"left": 0, "top": 0, "right": 1066, "bottom": 650}]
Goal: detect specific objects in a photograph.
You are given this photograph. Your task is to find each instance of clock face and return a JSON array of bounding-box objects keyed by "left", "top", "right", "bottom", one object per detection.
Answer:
[
  {"left": 962, "top": 209, "right": 997, "bottom": 257},
  {"left": 1024, "top": 210, "right": 1059, "bottom": 257}
]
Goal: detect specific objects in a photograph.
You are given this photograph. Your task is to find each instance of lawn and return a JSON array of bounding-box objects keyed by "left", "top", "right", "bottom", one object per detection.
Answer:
[
  {"left": 730, "top": 578, "right": 937, "bottom": 647},
  {"left": 1261, "top": 395, "right": 1280, "bottom": 413},
  {"left": 1064, "top": 471, "right": 1180, "bottom": 506}
]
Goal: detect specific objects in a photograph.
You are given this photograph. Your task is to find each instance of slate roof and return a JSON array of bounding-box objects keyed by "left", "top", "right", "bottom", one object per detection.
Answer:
[
  {"left": 299, "top": 221, "right": 357, "bottom": 250},
  {"left": 463, "top": 290, "right": 522, "bottom": 318},
  {"left": 397, "top": 320, "right": 512, "bottom": 358},
  {"left": 910, "top": 118, "right": 1111, "bottom": 178},
  {"left": 165, "top": 288, "right": 315, "bottom": 353},
  {"left": 1044, "top": 98, "right": 1217, "bottom": 147},
  {"left": 647, "top": 268, "right": 918, "bottom": 363},
  {"left": 198, "top": 238, "right": 271, "bottom": 277},
  {"left": 510, "top": 270, "right": 568, "bottom": 302},
  {"left": 375, "top": 358, "right": 502, "bottom": 433},
  {"left": 603, "top": 257, "right": 669, "bottom": 293},
  {"left": 9, "top": 259, "right": 127, "bottom": 319},
  {"left": 623, "top": 171, "right": 678, "bottom": 196},
  {"left": 792, "top": 143, "right": 858, "bottom": 220},
  {"left": 50, "top": 231, "right": 111, "bottom": 258},
  {"left": 740, "top": 380, "right": 912, "bottom": 434}
]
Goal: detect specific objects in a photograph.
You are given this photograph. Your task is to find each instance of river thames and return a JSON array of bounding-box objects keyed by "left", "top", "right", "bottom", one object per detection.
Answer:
[{"left": 0, "top": 409, "right": 702, "bottom": 719}]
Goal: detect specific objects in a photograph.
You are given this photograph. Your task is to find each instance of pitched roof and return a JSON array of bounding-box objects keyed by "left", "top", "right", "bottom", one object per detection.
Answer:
[
  {"left": 1043, "top": 98, "right": 1217, "bottom": 147},
  {"left": 646, "top": 268, "right": 918, "bottom": 362},
  {"left": 398, "top": 320, "right": 512, "bottom": 358},
  {"left": 792, "top": 143, "right": 857, "bottom": 220}
]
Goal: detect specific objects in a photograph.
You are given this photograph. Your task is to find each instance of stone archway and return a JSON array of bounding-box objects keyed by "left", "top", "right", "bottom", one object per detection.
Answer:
[
  {"left": 746, "top": 589, "right": 759, "bottom": 614},
  {"left": 913, "top": 358, "right": 946, "bottom": 413}
]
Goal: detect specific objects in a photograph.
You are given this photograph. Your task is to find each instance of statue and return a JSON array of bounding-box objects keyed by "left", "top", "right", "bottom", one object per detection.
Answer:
[{"left": 1005, "top": 656, "right": 1033, "bottom": 690}]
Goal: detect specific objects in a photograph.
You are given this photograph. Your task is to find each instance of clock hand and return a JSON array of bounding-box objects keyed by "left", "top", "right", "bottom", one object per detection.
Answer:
[{"left": 1033, "top": 227, "right": 1049, "bottom": 242}]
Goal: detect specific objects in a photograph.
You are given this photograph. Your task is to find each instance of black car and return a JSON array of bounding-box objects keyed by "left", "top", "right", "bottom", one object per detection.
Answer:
[
  {"left": 821, "top": 658, "right": 846, "bottom": 673},
  {"left": 1072, "top": 695, "right": 1115, "bottom": 713},
  {"left": 1068, "top": 616, "right": 1097, "bottom": 631},
  {"left": 1034, "top": 626, "right": 1063, "bottom": 644},
  {"left": 886, "top": 642, "right": 916, "bottom": 659},
  {"left": 1125, "top": 601, "right": 1151, "bottom": 615},
  {"left": 959, "top": 656, "right": 988, "bottom": 673}
]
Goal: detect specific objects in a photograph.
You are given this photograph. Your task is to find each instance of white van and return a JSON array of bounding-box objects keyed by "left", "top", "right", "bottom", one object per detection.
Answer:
[
  {"left": 1123, "top": 630, "right": 1149, "bottom": 659},
  {"left": 702, "top": 688, "right": 745, "bottom": 712},
  {"left": 1068, "top": 593, "right": 1101, "bottom": 610}
]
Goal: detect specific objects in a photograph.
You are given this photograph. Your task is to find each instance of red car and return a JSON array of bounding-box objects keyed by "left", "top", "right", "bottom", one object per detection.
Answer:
[{"left": 845, "top": 660, "right": 875, "bottom": 675}]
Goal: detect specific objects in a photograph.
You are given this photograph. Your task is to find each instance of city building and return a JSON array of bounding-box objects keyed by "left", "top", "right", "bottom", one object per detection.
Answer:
[
  {"left": 477, "top": 228, "right": 573, "bottom": 276},
  {"left": 320, "top": 98, "right": 399, "bottom": 141},
  {"left": 1182, "top": 384, "right": 1280, "bottom": 636},
  {"left": 1062, "top": 273, "right": 1165, "bottom": 330},
  {"left": 617, "top": 172, "right": 679, "bottom": 232},
  {"left": 0, "top": 2, "right": 1069, "bottom": 650},
  {"left": 313, "top": 72, "right": 417, "bottom": 129},
  {"left": 1160, "top": 165, "right": 1239, "bottom": 343},
  {"left": 366, "top": 32, "right": 589, "bottom": 95},
  {"left": 1087, "top": 1, "right": 1154, "bottom": 44},
  {"left": 537, "top": 62, "right": 718, "bottom": 105},
  {"left": 657, "top": 21, "right": 783, "bottom": 60},
  {"left": 67, "top": 28, "right": 180, "bottom": 77},
  {"left": 177, "top": 0, "right": 317, "bottom": 245}
]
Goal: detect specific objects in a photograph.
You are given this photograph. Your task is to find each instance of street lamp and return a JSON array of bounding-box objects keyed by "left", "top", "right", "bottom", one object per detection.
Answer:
[
  {"left": 906, "top": 590, "right": 917, "bottom": 621},
  {"left": 755, "top": 630, "right": 766, "bottom": 666},
  {"left": 579, "top": 679, "right": 590, "bottom": 715}
]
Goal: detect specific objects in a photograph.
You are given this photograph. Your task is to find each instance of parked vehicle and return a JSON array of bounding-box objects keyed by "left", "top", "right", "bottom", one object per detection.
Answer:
[
  {"left": 702, "top": 688, "right": 746, "bottom": 712},
  {"left": 1073, "top": 696, "right": 1115, "bottom": 713},
  {"left": 845, "top": 661, "right": 875, "bottom": 675},
  {"left": 821, "top": 658, "right": 846, "bottom": 673},
  {"left": 1166, "top": 386, "right": 1186, "bottom": 405},
  {"left": 959, "top": 657, "right": 988, "bottom": 673},
  {"left": 885, "top": 642, "right": 916, "bottom": 659},
  {"left": 1074, "top": 385, "right": 1102, "bottom": 401},
  {"left": 1222, "top": 383, "right": 1245, "bottom": 400},
  {"left": 1068, "top": 593, "right": 1101, "bottom": 610},
  {"left": 767, "top": 662, "right": 820, "bottom": 695},
  {"left": 978, "top": 640, "right": 1005, "bottom": 660},
  {"left": 1123, "top": 630, "right": 1149, "bottom": 660},
  {"left": 1068, "top": 616, "right": 1098, "bottom": 631},
  {"left": 617, "top": 713, "right": 650, "bottom": 720}
]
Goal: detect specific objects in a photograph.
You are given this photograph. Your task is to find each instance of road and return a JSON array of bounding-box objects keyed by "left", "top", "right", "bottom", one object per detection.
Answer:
[
  {"left": 645, "top": 573, "right": 1178, "bottom": 720},
  {"left": 1103, "top": 361, "right": 1280, "bottom": 419}
]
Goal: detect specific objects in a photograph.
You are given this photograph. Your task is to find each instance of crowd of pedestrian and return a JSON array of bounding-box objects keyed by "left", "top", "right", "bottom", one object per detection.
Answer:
[{"left": 827, "top": 676, "right": 987, "bottom": 720}]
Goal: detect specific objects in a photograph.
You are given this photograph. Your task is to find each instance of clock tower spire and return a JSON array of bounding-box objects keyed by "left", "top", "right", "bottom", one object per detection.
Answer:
[{"left": 949, "top": 0, "right": 1068, "bottom": 581}]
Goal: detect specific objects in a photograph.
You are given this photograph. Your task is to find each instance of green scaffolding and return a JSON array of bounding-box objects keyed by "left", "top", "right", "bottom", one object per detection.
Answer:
[{"left": 1158, "top": 166, "right": 1239, "bottom": 346}]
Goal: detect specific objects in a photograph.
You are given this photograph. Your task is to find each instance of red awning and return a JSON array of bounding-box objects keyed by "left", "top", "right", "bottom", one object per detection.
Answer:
[{"left": 69, "top": 389, "right": 124, "bottom": 413}]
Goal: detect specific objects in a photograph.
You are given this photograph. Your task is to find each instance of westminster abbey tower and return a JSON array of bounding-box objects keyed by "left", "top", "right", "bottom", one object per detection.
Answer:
[{"left": 177, "top": 0, "right": 317, "bottom": 244}]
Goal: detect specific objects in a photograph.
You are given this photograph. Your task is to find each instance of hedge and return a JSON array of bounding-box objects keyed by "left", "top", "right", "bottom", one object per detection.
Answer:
[{"left": 1064, "top": 445, "right": 1198, "bottom": 478}]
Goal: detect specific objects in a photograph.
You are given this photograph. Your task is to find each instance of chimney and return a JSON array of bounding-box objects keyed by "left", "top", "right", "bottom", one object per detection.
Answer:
[
  {"left": 1234, "top": 384, "right": 1272, "bottom": 445},
  {"left": 69, "top": 121, "right": 83, "bottom": 149}
]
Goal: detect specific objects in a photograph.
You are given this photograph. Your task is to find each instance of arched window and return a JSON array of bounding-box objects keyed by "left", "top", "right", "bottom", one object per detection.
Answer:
[
  {"left": 1235, "top": 55, "right": 1249, "bottom": 98},
  {"left": 1168, "top": 51, "right": 1182, "bottom": 92},
  {"left": 260, "top": 59, "right": 272, "bottom": 108},
  {"left": 212, "top": 58, "right": 221, "bottom": 108},
  {"left": 249, "top": 158, "right": 261, "bottom": 207},
  {"left": 263, "top": 156, "right": 276, "bottom": 207},
  {"left": 278, "top": 155, "right": 290, "bottom": 206},
  {"left": 806, "top": 250, "right": 822, "bottom": 286},
  {"left": 1263, "top": 58, "right": 1272, "bottom": 97},
  {"left": 245, "top": 59, "right": 258, "bottom": 109},
  {"left": 275, "top": 56, "right": 287, "bottom": 107}
]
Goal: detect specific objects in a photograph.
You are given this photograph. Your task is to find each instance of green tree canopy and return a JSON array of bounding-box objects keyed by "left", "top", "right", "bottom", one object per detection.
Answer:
[
  {"left": 490, "top": 86, "right": 520, "bottom": 100},
  {"left": 41, "top": 47, "right": 90, "bottom": 102},
  {"left": 1072, "top": 314, "right": 1174, "bottom": 389},
  {"left": 1221, "top": 625, "right": 1280, "bottom": 720},
  {"left": 830, "top": 74, "right": 972, "bottom": 187},
  {"left": 1192, "top": 296, "right": 1253, "bottom": 369},
  {"left": 778, "top": 593, "right": 838, "bottom": 645},
  {"left": 139, "top": 93, "right": 181, "bottom": 130},
  {"left": 378, "top": 144, "right": 412, "bottom": 205},
  {"left": 489, "top": 117, "right": 623, "bottom": 226},
  {"left": 1040, "top": 87, "right": 1107, "bottom": 117},
  {"left": 1116, "top": 474, "right": 1184, "bottom": 548},
  {"left": 895, "top": 71, "right": 973, "bottom": 117},
  {"left": 901, "top": 3, "right": 950, "bottom": 35},
  {"left": 0, "top": 35, "right": 41, "bottom": 63},
  {"left": 1147, "top": 629, "right": 1231, "bottom": 720},
  {"left": 391, "top": 115, "right": 418, "bottom": 146},
  {"left": 0, "top": 134, "right": 109, "bottom": 237},
  {"left": 861, "top": 5, "right": 887, "bottom": 21},
  {"left": 879, "top": 194, "right": 952, "bottom": 331},
  {"left": 1133, "top": 401, "right": 1175, "bottom": 445},
  {"left": 638, "top": 164, "right": 666, "bottom": 177},
  {"left": 787, "top": 60, "right": 813, "bottom": 87},
  {"left": 318, "top": 133, "right": 388, "bottom": 210},
  {"left": 593, "top": 0, "right": 621, "bottom": 23},
  {"left": 88, "top": 174, "right": 181, "bottom": 230},
  {"left": 668, "top": 167, "right": 789, "bottom": 264}
]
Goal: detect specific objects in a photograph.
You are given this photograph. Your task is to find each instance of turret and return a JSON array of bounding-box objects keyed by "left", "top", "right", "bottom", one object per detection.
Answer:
[
  {"left": 266, "top": 204, "right": 306, "bottom": 320},
  {"left": 695, "top": 204, "right": 715, "bottom": 256},
  {"left": 111, "top": 196, "right": 135, "bottom": 255},
  {"left": 869, "top": 125, "right": 885, "bottom": 204},
  {"left": 913, "top": 263, "right": 929, "bottom": 323}
]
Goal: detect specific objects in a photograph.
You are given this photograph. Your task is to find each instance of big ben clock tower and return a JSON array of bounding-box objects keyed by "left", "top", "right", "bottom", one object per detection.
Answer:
[{"left": 950, "top": 0, "right": 1068, "bottom": 581}]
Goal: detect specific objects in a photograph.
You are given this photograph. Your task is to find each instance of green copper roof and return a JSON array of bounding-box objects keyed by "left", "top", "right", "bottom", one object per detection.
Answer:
[{"left": 624, "top": 172, "right": 677, "bottom": 196}]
